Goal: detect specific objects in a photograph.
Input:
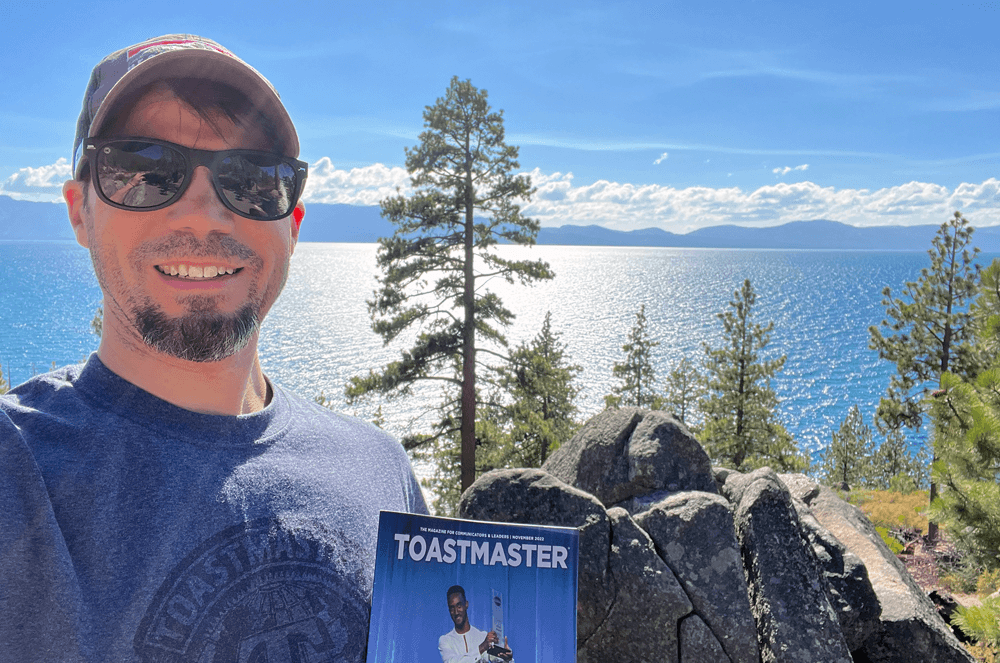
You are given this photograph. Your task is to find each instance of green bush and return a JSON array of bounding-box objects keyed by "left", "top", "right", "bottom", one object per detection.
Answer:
[
  {"left": 956, "top": 598, "right": 1000, "bottom": 649},
  {"left": 875, "top": 526, "right": 904, "bottom": 554},
  {"left": 978, "top": 569, "right": 1000, "bottom": 598},
  {"left": 940, "top": 557, "right": 984, "bottom": 595}
]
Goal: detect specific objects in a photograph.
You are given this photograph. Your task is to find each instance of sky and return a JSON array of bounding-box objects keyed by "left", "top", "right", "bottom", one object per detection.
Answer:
[{"left": 1, "top": 0, "right": 998, "bottom": 233}]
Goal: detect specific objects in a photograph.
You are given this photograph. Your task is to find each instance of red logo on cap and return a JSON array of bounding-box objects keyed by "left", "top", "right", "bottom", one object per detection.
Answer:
[{"left": 127, "top": 38, "right": 232, "bottom": 59}]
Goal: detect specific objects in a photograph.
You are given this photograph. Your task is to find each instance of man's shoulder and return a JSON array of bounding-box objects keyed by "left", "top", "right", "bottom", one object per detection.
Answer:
[
  {"left": 0, "top": 362, "right": 85, "bottom": 415},
  {"left": 0, "top": 363, "right": 86, "bottom": 471}
]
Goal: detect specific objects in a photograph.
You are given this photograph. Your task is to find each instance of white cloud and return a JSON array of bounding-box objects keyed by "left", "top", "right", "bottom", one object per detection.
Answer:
[
  {"left": 0, "top": 158, "right": 72, "bottom": 202},
  {"left": 520, "top": 171, "right": 1000, "bottom": 232},
  {"left": 5, "top": 157, "right": 1000, "bottom": 234},
  {"left": 773, "top": 164, "right": 810, "bottom": 176},
  {"left": 653, "top": 152, "right": 669, "bottom": 165},
  {"left": 295, "top": 161, "right": 1000, "bottom": 232},
  {"left": 301, "top": 157, "right": 411, "bottom": 205}
]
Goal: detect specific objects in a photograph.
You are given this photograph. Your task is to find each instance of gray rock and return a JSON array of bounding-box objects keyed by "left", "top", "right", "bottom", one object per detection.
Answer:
[
  {"left": 635, "top": 492, "right": 759, "bottom": 663},
  {"left": 712, "top": 465, "right": 740, "bottom": 494},
  {"left": 458, "top": 468, "right": 614, "bottom": 643},
  {"left": 543, "top": 408, "right": 717, "bottom": 512},
  {"left": 679, "top": 614, "right": 731, "bottom": 662},
  {"left": 794, "top": 499, "right": 882, "bottom": 651},
  {"left": 580, "top": 508, "right": 692, "bottom": 663},
  {"left": 795, "top": 480, "right": 975, "bottom": 663},
  {"left": 728, "top": 468, "right": 853, "bottom": 663},
  {"left": 778, "top": 472, "right": 821, "bottom": 504},
  {"left": 716, "top": 465, "right": 758, "bottom": 506},
  {"left": 779, "top": 474, "right": 882, "bottom": 652}
]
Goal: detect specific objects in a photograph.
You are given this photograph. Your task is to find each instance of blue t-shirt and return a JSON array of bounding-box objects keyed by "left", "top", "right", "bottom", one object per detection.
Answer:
[{"left": 0, "top": 354, "right": 427, "bottom": 662}]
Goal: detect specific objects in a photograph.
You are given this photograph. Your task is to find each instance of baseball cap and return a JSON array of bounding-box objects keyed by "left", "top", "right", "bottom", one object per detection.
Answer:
[{"left": 72, "top": 34, "right": 300, "bottom": 179}]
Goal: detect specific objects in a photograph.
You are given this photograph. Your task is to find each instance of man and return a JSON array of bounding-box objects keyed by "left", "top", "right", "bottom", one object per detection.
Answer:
[
  {"left": 0, "top": 35, "right": 426, "bottom": 661},
  {"left": 439, "top": 586, "right": 513, "bottom": 663}
]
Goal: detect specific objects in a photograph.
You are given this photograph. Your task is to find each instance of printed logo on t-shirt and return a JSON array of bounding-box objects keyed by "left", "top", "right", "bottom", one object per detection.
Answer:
[{"left": 134, "top": 518, "right": 368, "bottom": 662}]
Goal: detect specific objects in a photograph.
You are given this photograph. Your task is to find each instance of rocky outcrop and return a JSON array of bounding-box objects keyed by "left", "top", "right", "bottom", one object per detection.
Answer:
[
  {"left": 787, "top": 487, "right": 881, "bottom": 650},
  {"left": 635, "top": 492, "right": 758, "bottom": 663},
  {"left": 720, "top": 468, "right": 853, "bottom": 662},
  {"left": 542, "top": 408, "right": 717, "bottom": 513},
  {"left": 782, "top": 474, "right": 975, "bottom": 663},
  {"left": 459, "top": 408, "right": 975, "bottom": 662},
  {"left": 582, "top": 508, "right": 693, "bottom": 662}
]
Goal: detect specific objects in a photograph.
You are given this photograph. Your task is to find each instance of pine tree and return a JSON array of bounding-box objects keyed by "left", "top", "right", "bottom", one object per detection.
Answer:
[
  {"left": 699, "top": 279, "right": 806, "bottom": 471},
  {"left": 928, "top": 259, "right": 1000, "bottom": 567},
  {"left": 869, "top": 427, "right": 930, "bottom": 492},
  {"left": 604, "top": 304, "right": 660, "bottom": 409},
  {"left": 819, "top": 405, "right": 876, "bottom": 489},
  {"left": 869, "top": 211, "right": 982, "bottom": 537},
  {"left": 91, "top": 307, "right": 103, "bottom": 337},
  {"left": 420, "top": 313, "right": 581, "bottom": 515},
  {"left": 662, "top": 356, "right": 703, "bottom": 428},
  {"left": 414, "top": 383, "right": 506, "bottom": 516},
  {"left": 0, "top": 361, "right": 8, "bottom": 395},
  {"left": 495, "top": 312, "right": 582, "bottom": 468},
  {"left": 346, "top": 77, "right": 552, "bottom": 494}
]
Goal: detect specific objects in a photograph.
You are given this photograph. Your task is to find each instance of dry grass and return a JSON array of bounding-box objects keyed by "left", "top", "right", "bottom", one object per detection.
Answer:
[{"left": 841, "top": 489, "right": 929, "bottom": 535}]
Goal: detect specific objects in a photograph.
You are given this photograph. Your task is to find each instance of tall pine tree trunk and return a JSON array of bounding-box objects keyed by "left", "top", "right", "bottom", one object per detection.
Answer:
[
  {"left": 734, "top": 311, "right": 747, "bottom": 469},
  {"left": 928, "top": 272, "right": 956, "bottom": 541},
  {"left": 461, "top": 143, "right": 476, "bottom": 492}
]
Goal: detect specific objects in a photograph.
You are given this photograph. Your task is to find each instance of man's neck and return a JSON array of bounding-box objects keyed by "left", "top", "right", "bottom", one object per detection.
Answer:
[
  {"left": 97, "top": 323, "right": 270, "bottom": 416},
  {"left": 455, "top": 622, "right": 470, "bottom": 635}
]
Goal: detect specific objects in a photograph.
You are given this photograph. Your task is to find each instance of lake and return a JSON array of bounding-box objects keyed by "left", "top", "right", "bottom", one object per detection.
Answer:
[{"left": 2, "top": 240, "right": 989, "bottom": 464}]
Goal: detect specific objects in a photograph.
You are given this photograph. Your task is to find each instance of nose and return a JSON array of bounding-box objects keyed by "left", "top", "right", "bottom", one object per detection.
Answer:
[{"left": 162, "top": 165, "right": 236, "bottom": 235}]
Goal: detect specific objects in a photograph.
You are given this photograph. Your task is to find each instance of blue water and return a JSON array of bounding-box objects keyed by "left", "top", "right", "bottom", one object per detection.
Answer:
[{"left": 2, "top": 240, "right": 990, "bottom": 465}]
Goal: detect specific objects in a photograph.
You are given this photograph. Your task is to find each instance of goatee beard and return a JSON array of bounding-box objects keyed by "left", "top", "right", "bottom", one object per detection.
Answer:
[{"left": 133, "top": 303, "right": 259, "bottom": 362}]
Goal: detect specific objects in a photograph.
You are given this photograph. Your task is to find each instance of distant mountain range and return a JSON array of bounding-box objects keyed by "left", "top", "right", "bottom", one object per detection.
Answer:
[
  {"left": 536, "top": 219, "right": 1000, "bottom": 251},
  {"left": 4, "top": 196, "right": 998, "bottom": 251}
]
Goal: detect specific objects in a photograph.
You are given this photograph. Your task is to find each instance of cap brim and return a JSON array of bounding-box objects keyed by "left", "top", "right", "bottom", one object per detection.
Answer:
[{"left": 88, "top": 49, "right": 299, "bottom": 158}]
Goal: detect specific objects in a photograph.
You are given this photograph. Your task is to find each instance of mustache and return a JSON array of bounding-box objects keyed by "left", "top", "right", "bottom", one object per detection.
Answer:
[{"left": 129, "top": 233, "right": 264, "bottom": 270}]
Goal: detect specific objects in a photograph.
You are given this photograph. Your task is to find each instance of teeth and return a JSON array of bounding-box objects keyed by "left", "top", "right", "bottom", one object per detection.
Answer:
[{"left": 156, "top": 264, "right": 237, "bottom": 279}]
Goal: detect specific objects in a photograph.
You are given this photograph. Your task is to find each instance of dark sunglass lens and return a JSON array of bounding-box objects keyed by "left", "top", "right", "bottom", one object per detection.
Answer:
[
  {"left": 217, "top": 154, "right": 297, "bottom": 219},
  {"left": 96, "top": 142, "right": 186, "bottom": 208}
]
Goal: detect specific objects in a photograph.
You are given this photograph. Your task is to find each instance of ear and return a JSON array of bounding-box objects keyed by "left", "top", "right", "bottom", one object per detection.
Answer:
[
  {"left": 290, "top": 200, "right": 305, "bottom": 246},
  {"left": 63, "top": 179, "right": 90, "bottom": 249}
]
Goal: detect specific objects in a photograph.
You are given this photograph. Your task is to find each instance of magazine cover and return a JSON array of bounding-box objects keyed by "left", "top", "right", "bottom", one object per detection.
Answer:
[{"left": 366, "top": 511, "right": 579, "bottom": 663}]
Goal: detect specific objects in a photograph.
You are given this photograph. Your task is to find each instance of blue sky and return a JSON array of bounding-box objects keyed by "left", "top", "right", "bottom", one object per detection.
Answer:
[{"left": 2, "top": 0, "right": 998, "bottom": 232}]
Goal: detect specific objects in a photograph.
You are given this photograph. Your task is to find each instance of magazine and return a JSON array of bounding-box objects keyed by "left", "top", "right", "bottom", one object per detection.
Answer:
[{"left": 365, "top": 511, "right": 579, "bottom": 662}]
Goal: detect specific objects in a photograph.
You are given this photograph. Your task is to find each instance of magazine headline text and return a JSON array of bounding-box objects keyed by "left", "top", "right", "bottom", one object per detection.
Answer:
[{"left": 394, "top": 532, "right": 570, "bottom": 569}]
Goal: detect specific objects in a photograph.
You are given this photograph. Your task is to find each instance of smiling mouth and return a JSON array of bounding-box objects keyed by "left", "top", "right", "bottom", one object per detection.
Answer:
[{"left": 155, "top": 264, "right": 243, "bottom": 279}]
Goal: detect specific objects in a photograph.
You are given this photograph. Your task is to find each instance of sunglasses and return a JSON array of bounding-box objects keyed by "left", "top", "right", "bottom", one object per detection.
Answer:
[{"left": 82, "top": 137, "right": 308, "bottom": 221}]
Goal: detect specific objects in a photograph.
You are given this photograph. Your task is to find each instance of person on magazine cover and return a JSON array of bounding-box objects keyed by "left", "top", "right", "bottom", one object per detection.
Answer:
[
  {"left": 0, "top": 34, "right": 426, "bottom": 661},
  {"left": 439, "top": 585, "right": 514, "bottom": 663}
]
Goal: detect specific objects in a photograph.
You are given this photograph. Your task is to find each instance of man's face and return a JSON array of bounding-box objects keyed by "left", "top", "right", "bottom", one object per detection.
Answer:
[
  {"left": 70, "top": 86, "right": 300, "bottom": 362},
  {"left": 447, "top": 593, "right": 468, "bottom": 630}
]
